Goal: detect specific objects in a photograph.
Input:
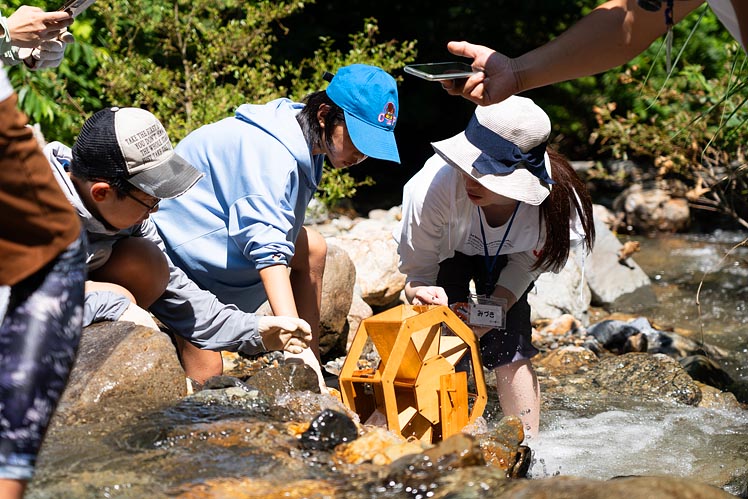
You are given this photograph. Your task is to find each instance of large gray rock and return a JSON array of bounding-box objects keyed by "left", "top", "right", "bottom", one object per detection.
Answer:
[
  {"left": 327, "top": 218, "right": 405, "bottom": 307},
  {"left": 529, "top": 245, "right": 592, "bottom": 325},
  {"left": 52, "top": 321, "right": 186, "bottom": 427},
  {"left": 585, "top": 207, "right": 654, "bottom": 306},
  {"left": 319, "top": 242, "right": 356, "bottom": 356},
  {"left": 617, "top": 185, "right": 691, "bottom": 234},
  {"left": 345, "top": 288, "right": 373, "bottom": 351}
]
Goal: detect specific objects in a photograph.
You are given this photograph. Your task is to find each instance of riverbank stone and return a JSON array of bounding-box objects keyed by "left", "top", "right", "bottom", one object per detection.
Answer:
[
  {"left": 592, "top": 353, "right": 702, "bottom": 406},
  {"left": 52, "top": 321, "right": 186, "bottom": 427}
]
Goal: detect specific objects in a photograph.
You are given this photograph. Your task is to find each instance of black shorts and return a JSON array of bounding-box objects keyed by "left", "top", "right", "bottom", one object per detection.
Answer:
[{"left": 437, "top": 251, "right": 538, "bottom": 370}]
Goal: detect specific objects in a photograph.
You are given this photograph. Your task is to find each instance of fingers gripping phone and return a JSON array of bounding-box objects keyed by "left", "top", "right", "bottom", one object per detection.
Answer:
[
  {"left": 59, "top": 0, "right": 96, "bottom": 17},
  {"left": 404, "top": 62, "right": 478, "bottom": 81}
]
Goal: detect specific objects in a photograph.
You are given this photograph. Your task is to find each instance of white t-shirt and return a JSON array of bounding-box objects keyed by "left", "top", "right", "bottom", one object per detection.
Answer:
[
  {"left": 396, "top": 156, "right": 585, "bottom": 300},
  {"left": 457, "top": 202, "right": 543, "bottom": 258},
  {"left": 0, "top": 66, "right": 12, "bottom": 102}
]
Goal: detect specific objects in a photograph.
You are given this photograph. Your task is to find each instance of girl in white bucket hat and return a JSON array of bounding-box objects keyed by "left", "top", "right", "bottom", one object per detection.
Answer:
[{"left": 395, "top": 96, "right": 595, "bottom": 442}]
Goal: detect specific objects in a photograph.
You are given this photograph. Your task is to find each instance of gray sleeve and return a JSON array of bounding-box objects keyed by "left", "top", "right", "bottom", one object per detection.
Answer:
[
  {"left": 83, "top": 291, "right": 131, "bottom": 327},
  {"left": 137, "top": 220, "right": 266, "bottom": 355},
  {"left": 0, "top": 16, "right": 21, "bottom": 66}
]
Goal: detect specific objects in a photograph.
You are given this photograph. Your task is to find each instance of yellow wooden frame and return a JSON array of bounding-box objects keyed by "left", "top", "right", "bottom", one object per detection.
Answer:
[{"left": 338, "top": 305, "right": 487, "bottom": 443}]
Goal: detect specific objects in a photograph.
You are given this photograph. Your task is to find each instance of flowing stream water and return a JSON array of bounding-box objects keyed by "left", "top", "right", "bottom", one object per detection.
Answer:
[
  {"left": 528, "top": 230, "right": 748, "bottom": 496},
  {"left": 27, "top": 230, "right": 748, "bottom": 498}
]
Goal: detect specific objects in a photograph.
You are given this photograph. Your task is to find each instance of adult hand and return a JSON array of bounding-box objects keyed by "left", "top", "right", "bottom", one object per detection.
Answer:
[
  {"left": 410, "top": 285, "right": 448, "bottom": 306},
  {"left": 6, "top": 6, "right": 73, "bottom": 48},
  {"left": 443, "top": 41, "right": 519, "bottom": 106},
  {"left": 258, "top": 316, "right": 312, "bottom": 354},
  {"left": 20, "top": 31, "right": 74, "bottom": 70}
]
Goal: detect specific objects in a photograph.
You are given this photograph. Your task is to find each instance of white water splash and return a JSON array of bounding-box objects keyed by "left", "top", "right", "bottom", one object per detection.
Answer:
[{"left": 528, "top": 405, "right": 748, "bottom": 483}]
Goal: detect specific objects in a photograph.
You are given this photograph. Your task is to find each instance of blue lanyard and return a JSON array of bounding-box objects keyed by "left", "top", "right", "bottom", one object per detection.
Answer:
[{"left": 478, "top": 202, "right": 520, "bottom": 293}]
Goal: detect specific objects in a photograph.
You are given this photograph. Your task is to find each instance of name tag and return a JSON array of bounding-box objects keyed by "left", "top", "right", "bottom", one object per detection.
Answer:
[{"left": 467, "top": 294, "right": 506, "bottom": 329}]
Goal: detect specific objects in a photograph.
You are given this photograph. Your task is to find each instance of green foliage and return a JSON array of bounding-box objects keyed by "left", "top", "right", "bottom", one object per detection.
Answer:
[
  {"left": 5, "top": 0, "right": 416, "bottom": 209},
  {"left": 5, "top": 0, "right": 102, "bottom": 144},
  {"left": 590, "top": 32, "right": 748, "bottom": 226},
  {"left": 317, "top": 167, "right": 375, "bottom": 209},
  {"left": 94, "top": 0, "right": 313, "bottom": 141},
  {"left": 7, "top": 0, "right": 745, "bottom": 218},
  {"left": 282, "top": 18, "right": 416, "bottom": 101},
  {"left": 92, "top": 1, "right": 416, "bottom": 208}
]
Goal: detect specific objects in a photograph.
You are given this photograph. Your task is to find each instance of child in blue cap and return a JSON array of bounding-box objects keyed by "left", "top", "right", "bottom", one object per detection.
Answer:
[{"left": 153, "top": 64, "right": 400, "bottom": 388}]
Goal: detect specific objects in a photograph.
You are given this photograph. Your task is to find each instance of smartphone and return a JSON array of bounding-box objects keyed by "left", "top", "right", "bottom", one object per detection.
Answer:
[
  {"left": 59, "top": 0, "right": 96, "bottom": 17},
  {"left": 404, "top": 62, "right": 478, "bottom": 81}
]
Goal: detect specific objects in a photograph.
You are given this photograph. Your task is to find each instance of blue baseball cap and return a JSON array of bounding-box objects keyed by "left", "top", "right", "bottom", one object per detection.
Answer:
[{"left": 325, "top": 64, "right": 400, "bottom": 164}]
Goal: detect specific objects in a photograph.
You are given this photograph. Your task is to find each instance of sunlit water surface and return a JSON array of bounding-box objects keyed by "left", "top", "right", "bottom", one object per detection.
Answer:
[
  {"left": 528, "top": 230, "right": 748, "bottom": 496},
  {"left": 26, "top": 231, "right": 748, "bottom": 498}
]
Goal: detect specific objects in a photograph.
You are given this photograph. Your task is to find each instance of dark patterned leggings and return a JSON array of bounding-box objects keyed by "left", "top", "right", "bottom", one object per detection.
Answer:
[{"left": 0, "top": 235, "right": 85, "bottom": 480}]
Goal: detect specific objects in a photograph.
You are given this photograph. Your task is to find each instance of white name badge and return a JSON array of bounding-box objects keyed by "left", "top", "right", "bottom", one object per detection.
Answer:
[{"left": 467, "top": 294, "right": 507, "bottom": 329}]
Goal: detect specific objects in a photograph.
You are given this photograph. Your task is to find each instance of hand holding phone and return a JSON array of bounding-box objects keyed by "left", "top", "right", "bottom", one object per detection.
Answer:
[
  {"left": 404, "top": 62, "right": 479, "bottom": 81},
  {"left": 59, "top": 0, "right": 96, "bottom": 18}
]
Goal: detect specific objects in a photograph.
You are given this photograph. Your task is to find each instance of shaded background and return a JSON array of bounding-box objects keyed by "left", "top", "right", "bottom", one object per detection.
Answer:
[{"left": 274, "top": 0, "right": 599, "bottom": 212}]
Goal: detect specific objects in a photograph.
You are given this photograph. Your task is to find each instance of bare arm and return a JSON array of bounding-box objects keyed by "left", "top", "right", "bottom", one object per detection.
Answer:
[
  {"left": 259, "top": 263, "right": 298, "bottom": 317},
  {"left": 446, "top": 0, "right": 704, "bottom": 105},
  {"left": 512, "top": 0, "right": 703, "bottom": 90}
]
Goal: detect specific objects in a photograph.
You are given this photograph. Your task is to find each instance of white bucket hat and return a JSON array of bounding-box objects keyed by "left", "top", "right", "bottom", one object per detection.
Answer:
[{"left": 430, "top": 96, "right": 554, "bottom": 206}]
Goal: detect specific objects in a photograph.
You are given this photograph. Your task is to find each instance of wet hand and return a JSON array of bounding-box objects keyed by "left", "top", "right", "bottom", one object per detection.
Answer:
[
  {"left": 258, "top": 316, "right": 312, "bottom": 355},
  {"left": 7, "top": 6, "right": 74, "bottom": 48},
  {"left": 445, "top": 40, "right": 519, "bottom": 106}
]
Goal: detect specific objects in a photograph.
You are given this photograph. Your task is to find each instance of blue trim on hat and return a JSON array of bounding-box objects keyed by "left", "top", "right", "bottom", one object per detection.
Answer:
[{"left": 464, "top": 116, "right": 554, "bottom": 185}]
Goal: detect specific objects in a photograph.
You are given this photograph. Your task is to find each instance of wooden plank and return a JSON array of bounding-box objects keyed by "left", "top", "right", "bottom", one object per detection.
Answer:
[
  {"left": 410, "top": 324, "right": 440, "bottom": 361},
  {"left": 440, "top": 371, "right": 469, "bottom": 439},
  {"left": 400, "top": 410, "right": 433, "bottom": 442},
  {"left": 414, "top": 355, "right": 454, "bottom": 424},
  {"left": 365, "top": 321, "right": 401, "bottom": 367},
  {"left": 439, "top": 335, "right": 469, "bottom": 366}
]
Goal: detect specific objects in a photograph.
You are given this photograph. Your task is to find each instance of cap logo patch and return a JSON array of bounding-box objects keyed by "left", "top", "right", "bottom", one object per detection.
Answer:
[{"left": 378, "top": 102, "right": 397, "bottom": 127}]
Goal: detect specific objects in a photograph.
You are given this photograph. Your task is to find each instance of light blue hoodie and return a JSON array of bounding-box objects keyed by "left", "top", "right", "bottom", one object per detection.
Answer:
[{"left": 152, "top": 98, "right": 324, "bottom": 313}]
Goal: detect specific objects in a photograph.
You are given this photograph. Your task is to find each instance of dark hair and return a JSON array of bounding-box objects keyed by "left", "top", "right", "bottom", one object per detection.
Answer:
[
  {"left": 534, "top": 148, "right": 595, "bottom": 271},
  {"left": 296, "top": 90, "right": 346, "bottom": 152},
  {"left": 72, "top": 171, "right": 134, "bottom": 199}
]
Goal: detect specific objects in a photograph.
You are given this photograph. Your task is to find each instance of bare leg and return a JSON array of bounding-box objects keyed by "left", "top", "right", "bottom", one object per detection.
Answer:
[
  {"left": 88, "top": 237, "right": 169, "bottom": 308},
  {"left": 288, "top": 227, "right": 326, "bottom": 360},
  {"left": 493, "top": 359, "right": 541, "bottom": 442},
  {"left": 0, "top": 478, "right": 25, "bottom": 499},
  {"left": 174, "top": 336, "right": 223, "bottom": 385}
]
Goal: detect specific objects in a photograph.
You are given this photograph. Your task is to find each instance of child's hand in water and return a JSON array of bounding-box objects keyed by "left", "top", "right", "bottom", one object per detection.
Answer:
[{"left": 258, "top": 316, "right": 312, "bottom": 354}]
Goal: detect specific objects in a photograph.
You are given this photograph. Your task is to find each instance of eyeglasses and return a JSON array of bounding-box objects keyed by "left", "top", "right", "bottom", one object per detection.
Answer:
[{"left": 123, "top": 190, "right": 160, "bottom": 212}]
